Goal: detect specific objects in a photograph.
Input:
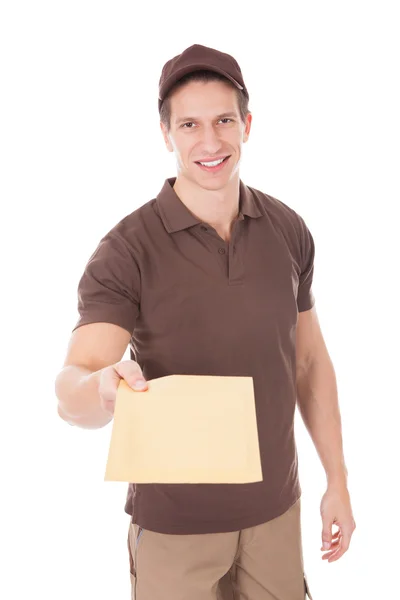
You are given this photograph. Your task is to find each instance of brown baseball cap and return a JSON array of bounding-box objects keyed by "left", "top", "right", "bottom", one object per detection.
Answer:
[{"left": 158, "top": 44, "right": 249, "bottom": 112}]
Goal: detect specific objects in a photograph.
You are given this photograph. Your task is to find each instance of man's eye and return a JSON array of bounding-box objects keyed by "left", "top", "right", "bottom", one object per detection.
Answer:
[{"left": 182, "top": 118, "right": 233, "bottom": 128}]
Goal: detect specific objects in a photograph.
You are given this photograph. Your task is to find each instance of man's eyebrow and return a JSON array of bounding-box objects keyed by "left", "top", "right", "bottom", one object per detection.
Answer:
[{"left": 175, "top": 112, "right": 238, "bottom": 125}]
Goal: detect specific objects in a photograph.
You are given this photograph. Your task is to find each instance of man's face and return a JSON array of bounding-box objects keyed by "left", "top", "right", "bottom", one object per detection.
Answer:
[{"left": 160, "top": 80, "right": 252, "bottom": 191}]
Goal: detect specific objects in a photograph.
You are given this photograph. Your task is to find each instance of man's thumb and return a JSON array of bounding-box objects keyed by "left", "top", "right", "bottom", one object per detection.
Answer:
[
  {"left": 132, "top": 378, "right": 147, "bottom": 390},
  {"left": 322, "top": 524, "right": 332, "bottom": 549}
]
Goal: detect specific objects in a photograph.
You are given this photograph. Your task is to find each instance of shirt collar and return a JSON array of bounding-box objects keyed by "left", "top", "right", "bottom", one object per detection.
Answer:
[{"left": 156, "top": 177, "right": 263, "bottom": 234}]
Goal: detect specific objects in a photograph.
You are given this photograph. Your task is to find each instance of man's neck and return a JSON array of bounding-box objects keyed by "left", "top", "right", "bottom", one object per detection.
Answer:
[{"left": 172, "top": 173, "right": 241, "bottom": 235}]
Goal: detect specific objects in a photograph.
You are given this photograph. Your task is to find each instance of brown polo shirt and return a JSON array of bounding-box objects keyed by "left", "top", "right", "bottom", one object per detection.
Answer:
[{"left": 72, "top": 176, "right": 315, "bottom": 534}]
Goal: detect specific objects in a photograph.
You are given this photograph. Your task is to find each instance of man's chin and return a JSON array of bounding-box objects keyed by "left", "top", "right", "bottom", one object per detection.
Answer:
[{"left": 191, "top": 167, "right": 234, "bottom": 189}]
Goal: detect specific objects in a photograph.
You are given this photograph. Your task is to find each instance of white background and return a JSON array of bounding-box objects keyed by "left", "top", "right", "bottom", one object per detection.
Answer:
[{"left": 1, "top": 1, "right": 399, "bottom": 598}]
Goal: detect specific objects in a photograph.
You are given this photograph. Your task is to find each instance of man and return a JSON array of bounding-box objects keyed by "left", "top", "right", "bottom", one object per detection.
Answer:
[{"left": 55, "top": 44, "right": 356, "bottom": 599}]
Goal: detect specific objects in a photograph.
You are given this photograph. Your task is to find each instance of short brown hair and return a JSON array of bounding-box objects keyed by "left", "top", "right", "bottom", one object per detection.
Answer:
[{"left": 160, "top": 70, "right": 250, "bottom": 132}]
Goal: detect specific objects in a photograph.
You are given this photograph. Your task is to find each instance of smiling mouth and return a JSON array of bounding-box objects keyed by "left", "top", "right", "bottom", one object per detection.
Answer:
[
  {"left": 195, "top": 155, "right": 230, "bottom": 167},
  {"left": 195, "top": 155, "right": 231, "bottom": 167}
]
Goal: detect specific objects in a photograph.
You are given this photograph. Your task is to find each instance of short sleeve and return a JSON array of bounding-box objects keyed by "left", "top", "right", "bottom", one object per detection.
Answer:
[
  {"left": 72, "top": 232, "right": 141, "bottom": 335},
  {"left": 296, "top": 216, "right": 315, "bottom": 312}
]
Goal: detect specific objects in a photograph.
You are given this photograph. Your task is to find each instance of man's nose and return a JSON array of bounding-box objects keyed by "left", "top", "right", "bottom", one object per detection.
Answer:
[{"left": 200, "top": 125, "right": 223, "bottom": 153}]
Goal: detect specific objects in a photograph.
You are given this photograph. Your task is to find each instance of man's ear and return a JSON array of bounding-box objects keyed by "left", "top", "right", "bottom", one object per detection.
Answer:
[
  {"left": 160, "top": 121, "right": 173, "bottom": 152},
  {"left": 243, "top": 112, "right": 252, "bottom": 143}
]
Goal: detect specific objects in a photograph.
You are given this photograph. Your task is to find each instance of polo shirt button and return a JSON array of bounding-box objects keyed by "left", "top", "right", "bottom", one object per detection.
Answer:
[
  {"left": 200, "top": 225, "right": 207, "bottom": 231},
  {"left": 218, "top": 248, "right": 226, "bottom": 254}
]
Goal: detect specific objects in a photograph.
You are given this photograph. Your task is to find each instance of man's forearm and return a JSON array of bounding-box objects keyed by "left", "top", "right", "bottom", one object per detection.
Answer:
[
  {"left": 296, "top": 354, "right": 348, "bottom": 487},
  {"left": 55, "top": 366, "right": 113, "bottom": 430}
]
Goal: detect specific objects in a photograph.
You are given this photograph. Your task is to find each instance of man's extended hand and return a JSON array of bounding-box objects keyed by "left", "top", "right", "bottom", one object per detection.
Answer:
[{"left": 320, "top": 484, "right": 356, "bottom": 562}]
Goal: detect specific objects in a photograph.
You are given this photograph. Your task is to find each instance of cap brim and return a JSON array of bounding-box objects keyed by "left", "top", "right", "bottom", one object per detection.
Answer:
[{"left": 159, "top": 63, "right": 244, "bottom": 101}]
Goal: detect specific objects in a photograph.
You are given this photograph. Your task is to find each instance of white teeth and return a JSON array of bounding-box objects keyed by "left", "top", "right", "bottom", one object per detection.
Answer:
[{"left": 199, "top": 157, "right": 225, "bottom": 167}]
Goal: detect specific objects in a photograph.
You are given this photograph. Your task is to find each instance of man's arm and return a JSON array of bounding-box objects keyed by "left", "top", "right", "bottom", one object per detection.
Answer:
[
  {"left": 295, "top": 305, "right": 348, "bottom": 486},
  {"left": 296, "top": 305, "right": 356, "bottom": 562},
  {"left": 55, "top": 321, "right": 131, "bottom": 429}
]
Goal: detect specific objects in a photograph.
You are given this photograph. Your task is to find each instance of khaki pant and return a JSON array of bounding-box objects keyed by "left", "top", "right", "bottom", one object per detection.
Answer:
[{"left": 127, "top": 497, "right": 314, "bottom": 599}]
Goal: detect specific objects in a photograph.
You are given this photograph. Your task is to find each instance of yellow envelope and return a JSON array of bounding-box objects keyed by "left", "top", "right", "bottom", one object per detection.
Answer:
[{"left": 104, "top": 374, "right": 263, "bottom": 484}]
